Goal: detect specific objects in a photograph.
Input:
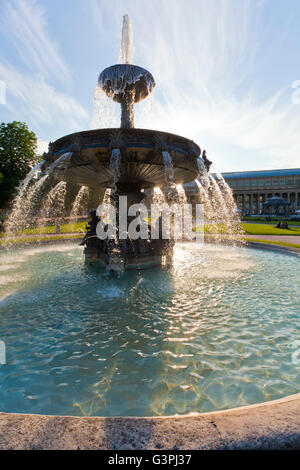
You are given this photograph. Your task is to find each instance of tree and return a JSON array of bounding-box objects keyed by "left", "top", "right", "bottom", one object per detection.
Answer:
[{"left": 0, "top": 121, "right": 39, "bottom": 208}]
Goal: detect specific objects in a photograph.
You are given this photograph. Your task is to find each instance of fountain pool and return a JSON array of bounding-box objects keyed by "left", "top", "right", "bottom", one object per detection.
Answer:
[{"left": 0, "top": 242, "right": 299, "bottom": 417}]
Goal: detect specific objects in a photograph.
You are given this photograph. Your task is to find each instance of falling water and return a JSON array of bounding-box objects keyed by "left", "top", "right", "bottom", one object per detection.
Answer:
[
  {"left": 21, "top": 175, "right": 49, "bottom": 227},
  {"left": 119, "top": 14, "right": 134, "bottom": 64},
  {"left": 152, "top": 187, "right": 165, "bottom": 206},
  {"left": 195, "top": 179, "right": 216, "bottom": 225},
  {"left": 215, "top": 172, "right": 240, "bottom": 214},
  {"left": 209, "top": 176, "right": 236, "bottom": 234},
  {"left": 194, "top": 176, "right": 244, "bottom": 244},
  {"left": 47, "top": 152, "right": 73, "bottom": 182},
  {"left": 143, "top": 187, "right": 166, "bottom": 227},
  {"left": 99, "top": 189, "right": 112, "bottom": 223},
  {"left": 70, "top": 186, "right": 89, "bottom": 217},
  {"left": 102, "top": 188, "right": 112, "bottom": 205},
  {"left": 162, "top": 151, "right": 175, "bottom": 188},
  {"left": 5, "top": 161, "right": 46, "bottom": 237},
  {"left": 40, "top": 181, "right": 67, "bottom": 222},
  {"left": 110, "top": 149, "right": 122, "bottom": 192},
  {"left": 68, "top": 186, "right": 89, "bottom": 233},
  {"left": 134, "top": 88, "right": 155, "bottom": 129},
  {"left": 175, "top": 184, "right": 187, "bottom": 205},
  {"left": 162, "top": 152, "right": 189, "bottom": 211},
  {"left": 91, "top": 86, "right": 113, "bottom": 130},
  {"left": 18, "top": 160, "right": 45, "bottom": 193},
  {"left": 209, "top": 176, "right": 229, "bottom": 215},
  {"left": 7, "top": 161, "right": 44, "bottom": 213},
  {"left": 215, "top": 173, "right": 245, "bottom": 238},
  {"left": 91, "top": 86, "right": 103, "bottom": 130},
  {"left": 6, "top": 174, "right": 49, "bottom": 238}
]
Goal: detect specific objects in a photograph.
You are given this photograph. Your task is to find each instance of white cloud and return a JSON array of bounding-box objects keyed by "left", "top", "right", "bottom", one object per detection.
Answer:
[
  {"left": 1, "top": 0, "right": 299, "bottom": 171},
  {"left": 37, "top": 140, "right": 49, "bottom": 155},
  {"left": 0, "top": 62, "right": 89, "bottom": 136},
  {"left": 0, "top": 0, "right": 87, "bottom": 140},
  {"left": 92, "top": 0, "right": 300, "bottom": 170},
  {"left": 0, "top": 0, "right": 70, "bottom": 84},
  {"left": 141, "top": 86, "right": 300, "bottom": 169}
]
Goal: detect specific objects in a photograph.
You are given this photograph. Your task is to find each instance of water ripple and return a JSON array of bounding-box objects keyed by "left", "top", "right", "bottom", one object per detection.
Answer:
[{"left": 0, "top": 243, "right": 299, "bottom": 416}]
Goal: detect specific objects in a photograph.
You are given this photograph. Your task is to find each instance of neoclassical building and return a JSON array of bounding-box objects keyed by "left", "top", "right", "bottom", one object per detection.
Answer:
[
  {"left": 184, "top": 168, "right": 300, "bottom": 215},
  {"left": 222, "top": 168, "right": 300, "bottom": 215}
]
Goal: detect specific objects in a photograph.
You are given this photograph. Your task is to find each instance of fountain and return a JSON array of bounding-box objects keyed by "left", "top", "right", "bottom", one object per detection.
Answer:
[
  {"left": 41, "top": 14, "right": 207, "bottom": 270},
  {"left": 1, "top": 15, "right": 299, "bottom": 432}
]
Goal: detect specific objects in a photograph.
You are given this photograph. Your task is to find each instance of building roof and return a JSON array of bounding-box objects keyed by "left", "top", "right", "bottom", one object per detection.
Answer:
[{"left": 218, "top": 168, "right": 300, "bottom": 179}]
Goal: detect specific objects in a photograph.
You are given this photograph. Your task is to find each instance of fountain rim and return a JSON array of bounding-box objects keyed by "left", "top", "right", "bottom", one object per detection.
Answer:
[
  {"left": 43, "top": 128, "right": 202, "bottom": 189},
  {"left": 50, "top": 128, "right": 201, "bottom": 152},
  {"left": 0, "top": 391, "right": 298, "bottom": 450},
  {"left": 0, "top": 390, "right": 299, "bottom": 420}
]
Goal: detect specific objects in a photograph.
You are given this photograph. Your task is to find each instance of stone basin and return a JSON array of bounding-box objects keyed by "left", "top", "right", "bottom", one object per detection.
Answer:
[{"left": 43, "top": 128, "right": 201, "bottom": 189}]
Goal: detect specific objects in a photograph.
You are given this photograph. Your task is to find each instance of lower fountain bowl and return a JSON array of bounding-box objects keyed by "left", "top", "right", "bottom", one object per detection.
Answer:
[{"left": 43, "top": 128, "right": 201, "bottom": 189}]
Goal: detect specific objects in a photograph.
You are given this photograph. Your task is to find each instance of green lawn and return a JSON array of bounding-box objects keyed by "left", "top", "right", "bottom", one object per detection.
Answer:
[
  {"left": 242, "top": 223, "right": 300, "bottom": 236},
  {"left": 2, "top": 221, "right": 88, "bottom": 237},
  {"left": 0, "top": 233, "right": 82, "bottom": 246},
  {"left": 201, "top": 222, "right": 300, "bottom": 236},
  {"left": 243, "top": 217, "right": 300, "bottom": 226},
  {"left": 0, "top": 221, "right": 87, "bottom": 244}
]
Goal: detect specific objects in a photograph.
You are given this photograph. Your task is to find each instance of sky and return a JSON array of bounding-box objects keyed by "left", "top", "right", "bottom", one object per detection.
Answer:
[{"left": 0, "top": 0, "right": 300, "bottom": 173}]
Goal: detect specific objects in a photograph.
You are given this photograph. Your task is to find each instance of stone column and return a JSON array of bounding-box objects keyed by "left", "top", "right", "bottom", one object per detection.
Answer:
[
  {"left": 261, "top": 193, "right": 266, "bottom": 211},
  {"left": 287, "top": 193, "right": 291, "bottom": 214},
  {"left": 242, "top": 193, "right": 245, "bottom": 214},
  {"left": 290, "top": 193, "right": 296, "bottom": 210},
  {"left": 250, "top": 193, "right": 253, "bottom": 214}
]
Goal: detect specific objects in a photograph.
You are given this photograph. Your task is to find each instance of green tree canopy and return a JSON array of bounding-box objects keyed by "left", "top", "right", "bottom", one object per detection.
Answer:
[{"left": 0, "top": 121, "right": 39, "bottom": 208}]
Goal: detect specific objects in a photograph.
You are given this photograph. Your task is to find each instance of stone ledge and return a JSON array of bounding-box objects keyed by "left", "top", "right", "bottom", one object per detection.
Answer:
[
  {"left": 0, "top": 393, "right": 299, "bottom": 450},
  {"left": 247, "top": 240, "right": 300, "bottom": 256}
]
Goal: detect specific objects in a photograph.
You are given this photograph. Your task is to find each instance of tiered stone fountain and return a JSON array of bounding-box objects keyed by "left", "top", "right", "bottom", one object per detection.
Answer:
[
  {"left": 42, "top": 15, "right": 210, "bottom": 270},
  {"left": 2, "top": 16, "right": 299, "bottom": 438}
]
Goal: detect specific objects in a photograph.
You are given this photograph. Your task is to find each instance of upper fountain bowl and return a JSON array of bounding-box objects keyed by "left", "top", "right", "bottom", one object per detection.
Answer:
[{"left": 98, "top": 64, "right": 155, "bottom": 103}]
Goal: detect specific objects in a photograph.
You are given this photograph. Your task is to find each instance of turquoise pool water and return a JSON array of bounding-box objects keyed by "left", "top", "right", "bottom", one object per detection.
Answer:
[{"left": 0, "top": 243, "right": 299, "bottom": 416}]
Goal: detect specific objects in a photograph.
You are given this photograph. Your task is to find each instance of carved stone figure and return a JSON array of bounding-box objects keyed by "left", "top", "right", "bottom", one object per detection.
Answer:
[{"left": 202, "top": 150, "right": 213, "bottom": 172}]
